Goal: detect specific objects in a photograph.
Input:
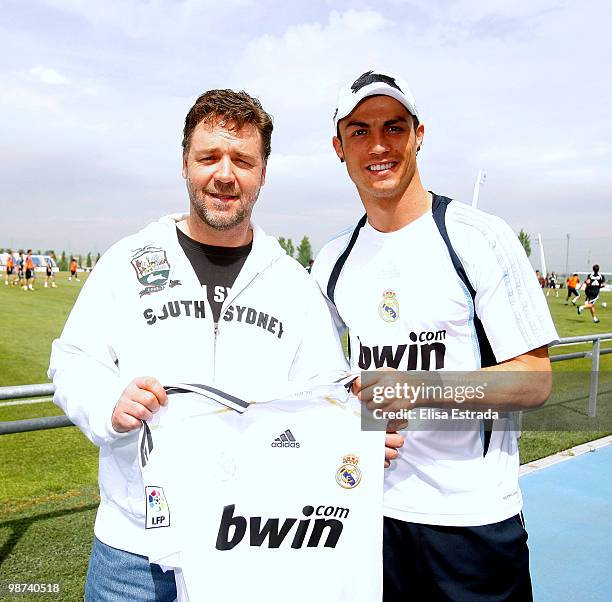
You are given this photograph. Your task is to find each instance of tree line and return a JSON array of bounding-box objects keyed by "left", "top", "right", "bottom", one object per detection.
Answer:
[
  {"left": 2, "top": 230, "right": 527, "bottom": 272},
  {"left": 277, "top": 236, "right": 312, "bottom": 267}
]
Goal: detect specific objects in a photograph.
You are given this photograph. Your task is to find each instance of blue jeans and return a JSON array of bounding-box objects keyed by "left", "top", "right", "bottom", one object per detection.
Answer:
[{"left": 85, "top": 536, "right": 177, "bottom": 601}]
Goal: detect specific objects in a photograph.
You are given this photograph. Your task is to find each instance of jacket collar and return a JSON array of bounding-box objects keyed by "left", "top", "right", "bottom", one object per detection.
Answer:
[{"left": 154, "top": 214, "right": 286, "bottom": 289}]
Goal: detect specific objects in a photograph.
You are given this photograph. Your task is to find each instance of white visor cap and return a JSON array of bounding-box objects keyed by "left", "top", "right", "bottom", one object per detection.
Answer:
[{"left": 333, "top": 70, "right": 419, "bottom": 131}]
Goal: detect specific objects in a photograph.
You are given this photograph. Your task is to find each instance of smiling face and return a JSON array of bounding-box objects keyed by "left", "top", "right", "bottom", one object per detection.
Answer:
[
  {"left": 182, "top": 118, "right": 266, "bottom": 231},
  {"left": 333, "top": 95, "right": 424, "bottom": 205}
]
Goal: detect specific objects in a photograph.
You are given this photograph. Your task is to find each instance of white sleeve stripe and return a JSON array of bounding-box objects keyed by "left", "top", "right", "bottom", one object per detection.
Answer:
[{"left": 449, "top": 205, "right": 552, "bottom": 352}]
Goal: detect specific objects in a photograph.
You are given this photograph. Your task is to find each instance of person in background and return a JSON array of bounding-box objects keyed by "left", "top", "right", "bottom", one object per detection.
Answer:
[
  {"left": 565, "top": 273, "right": 580, "bottom": 305},
  {"left": 45, "top": 255, "right": 57, "bottom": 288},
  {"left": 24, "top": 250, "right": 36, "bottom": 291},
  {"left": 5, "top": 250, "right": 15, "bottom": 286},
  {"left": 546, "top": 272, "right": 558, "bottom": 297},
  {"left": 69, "top": 257, "right": 79, "bottom": 281},
  {"left": 16, "top": 251, "right": 25, "bottom": 290},
  {"left": 577, "top": 264, "right": 605, "bottom": 323}
]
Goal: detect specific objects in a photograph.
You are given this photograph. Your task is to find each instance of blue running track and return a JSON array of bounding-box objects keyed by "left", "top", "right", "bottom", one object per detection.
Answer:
[{"left": 521, "top": 443, "right": 612, "bottom": 601}]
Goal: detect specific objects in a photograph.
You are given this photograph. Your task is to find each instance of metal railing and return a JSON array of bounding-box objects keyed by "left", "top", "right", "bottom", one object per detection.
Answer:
[
  {"left": 1, "top": 333, "right": 611, "bottom": 435},
  {"left": 0, "top": 383, "right": 67, "bottom": 435},
  {"left": 549, "top": 333, "right": 612, "bottom": 417}
]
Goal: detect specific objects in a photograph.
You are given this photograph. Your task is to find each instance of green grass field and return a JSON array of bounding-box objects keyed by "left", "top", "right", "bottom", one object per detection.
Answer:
[
  {"left": 0, "top": 273, "right": 98, "bottom": 600},
  {"left": 0, "top": 277, "right": 610, "bottom": 599}
]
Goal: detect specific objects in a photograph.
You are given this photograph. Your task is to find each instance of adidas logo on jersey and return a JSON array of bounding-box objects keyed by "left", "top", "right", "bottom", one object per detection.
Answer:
[
  {"left": 271, "top": 429, "right": 300, "bottom": 448},
  {"left": 216, "top": 503, "right": 350, "bottom": 551}
]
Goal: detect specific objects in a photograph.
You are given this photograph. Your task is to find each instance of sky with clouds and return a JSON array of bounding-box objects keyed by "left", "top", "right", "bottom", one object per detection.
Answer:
[{"left": 1, "top": 0, "right": 610, "bottom": 271}]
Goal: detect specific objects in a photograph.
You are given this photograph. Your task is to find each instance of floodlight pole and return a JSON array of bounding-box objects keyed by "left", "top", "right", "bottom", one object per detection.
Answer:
[
  {"left": 471, "top": 169, "right": 486, "bottom": 208},
  {"left": 565, "top": 233, "right": 570, "bottom": 276}
]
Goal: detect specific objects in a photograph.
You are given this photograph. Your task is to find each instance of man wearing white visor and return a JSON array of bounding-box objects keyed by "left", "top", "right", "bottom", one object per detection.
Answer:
[{"left": 313, "top": 70, "right": 559, "bottom": 600}]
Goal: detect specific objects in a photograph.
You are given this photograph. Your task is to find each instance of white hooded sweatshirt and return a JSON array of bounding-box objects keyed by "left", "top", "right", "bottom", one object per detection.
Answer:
[{"left": 48, "top": 215, "right": 347, "bottom": 555}]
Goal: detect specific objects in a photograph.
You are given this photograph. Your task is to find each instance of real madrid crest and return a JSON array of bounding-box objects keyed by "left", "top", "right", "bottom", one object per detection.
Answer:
[
  {"left": 378, "top": 290, "right": 399, "bottom": 323},
  {"left": 335, "top": 454, "right": 362, "bottom": 489}
]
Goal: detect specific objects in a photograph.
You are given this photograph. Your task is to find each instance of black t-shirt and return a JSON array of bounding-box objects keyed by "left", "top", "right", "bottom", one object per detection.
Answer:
[{"left": 176, "top": 227, "right": 252, "bottom": 323}]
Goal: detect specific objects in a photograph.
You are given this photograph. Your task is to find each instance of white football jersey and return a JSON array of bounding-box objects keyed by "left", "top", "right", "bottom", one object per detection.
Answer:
[
  {"left": 139, "top": 385, "right": 384, "bottom": 601},
  {"left": 313, "top": 199, "right": 559, "bottom": 526}
]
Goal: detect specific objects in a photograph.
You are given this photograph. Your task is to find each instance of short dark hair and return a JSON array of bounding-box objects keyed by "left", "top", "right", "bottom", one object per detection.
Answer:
[
  {"left": 183, "top": 89, "right": 273, "bottom": 162},
  {"left": 593, "top": 264, "right": 600, "bottom": 272}
]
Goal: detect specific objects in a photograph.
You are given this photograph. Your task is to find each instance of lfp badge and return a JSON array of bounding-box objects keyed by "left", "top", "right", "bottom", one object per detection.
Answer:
[
  {"left": 145, "top": 486, "right": 171, "bottom": 529},
  {"left": 378, "top": 290, "right": 399, "bottom": 323},
  {"left": 336, "top": 454, "right": 362, "bottom": 489}
]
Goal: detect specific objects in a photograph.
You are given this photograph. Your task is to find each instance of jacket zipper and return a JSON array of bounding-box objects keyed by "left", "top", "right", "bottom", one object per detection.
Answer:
[
  {"left": 171, "top": 227, "right": 277, "bottom": 383},
  {"left": 211, "top": 270, "right": 262, "bottom": 382},
  {"left": 213, "top": 321, "right": 219, "bottom": 381}
]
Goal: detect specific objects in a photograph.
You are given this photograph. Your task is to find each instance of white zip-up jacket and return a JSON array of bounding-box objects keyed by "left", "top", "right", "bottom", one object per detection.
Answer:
[{"left": 48, "top": 214, "right": 348, "bottom": 555}]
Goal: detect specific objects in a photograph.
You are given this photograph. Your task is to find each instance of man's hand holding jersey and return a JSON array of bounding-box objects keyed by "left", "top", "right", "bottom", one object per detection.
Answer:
[
  {"left": 110, "top": 375, "right": 406, "bottom": 470},
  {"left": 384, "top": 432, "right": 404, "bottom": 468},
  {"left": 111, "top": 377, "right": 168, "bottom": 433}
]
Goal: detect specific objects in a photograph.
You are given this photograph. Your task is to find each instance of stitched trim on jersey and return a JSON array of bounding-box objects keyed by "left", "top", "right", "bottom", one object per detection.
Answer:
[
  {"left": 164, "top": 383, "right": 250, "bottom": 413},
  {"left": 448, "top": 206, "right": 532, "bottom": 341},
  {"left": 139, "top": 421, "right": 154, "bottom": 469},
  {"left": 447, "top": 205, "right": 541, "bottom": 352}
]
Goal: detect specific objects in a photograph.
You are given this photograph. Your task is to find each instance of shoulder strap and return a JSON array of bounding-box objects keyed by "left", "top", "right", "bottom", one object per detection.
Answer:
[
  {"left": 431, "top": 194, "right": 497, "bottom": 455},
  {"left": 327, "top": 214, "right": 367, "bottom": 305},
  {"left": 431, "top": 194, "right": 496, "bottom": 367}
]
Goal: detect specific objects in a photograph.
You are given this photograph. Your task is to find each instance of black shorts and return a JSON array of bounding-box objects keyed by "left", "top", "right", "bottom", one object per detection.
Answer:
[
  {"left": 6, "top": 267, "right": 13, "bottom": 275},
  {"left": 46, "top": 268, "right": 52, "bottom": 277},
  {"left": 567, "top": 286, "right": 579, "bottom": 296},
  {"left": 71, "top": 270, "right": 77, "bottom": 277},
  {"left": 383, "top": 514, "right": 532, "bottom": 601},
  {"left": 585, "top": 287, "right": 600, "bottom": 303},
  {"left": 25, "top": 269, "right": 32, "bottom": 280}
]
